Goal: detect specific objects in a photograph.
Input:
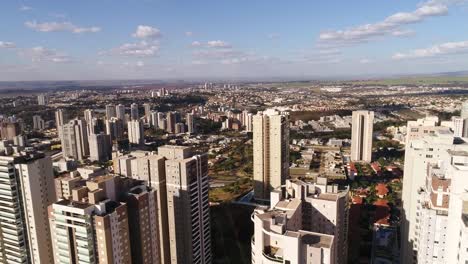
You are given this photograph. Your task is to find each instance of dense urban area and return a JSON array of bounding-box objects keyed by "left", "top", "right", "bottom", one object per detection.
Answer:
[{"left": 1, "top": 78, "right": 468, "bottom": 263}]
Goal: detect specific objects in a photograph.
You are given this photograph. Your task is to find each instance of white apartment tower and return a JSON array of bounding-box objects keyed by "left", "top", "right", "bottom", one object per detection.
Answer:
[
  {"left": 83, "top": 109, "right": 94, "bottom": 123},
  {"left": 461, "top": 101, "right": 468, "bottom": 137},
  {"left": 406, "top": 147, "right": 468, "bottom": 263},
  {"left": 350, "top": 110, "right": 374, "bottom": 162},
  {"left": 128, "top": 120, "right": 144, "bottom": 145},
  {"left": 55, "top": 109, "right": 67, "bottom": 128},
  {"left": 60, "top": 119, "right": 89, "bottom": 161},
  {"left": 37, "top": 94, "right": 48, "bottom": 105},
  {"left": 253, "top": 109, "right": 290, "bottom": 200},
  {"left": 0, "top": 152, "right": 56, "bottom": 264},
  {"left": 401, "top": 116, "right": 468, "bottom": 263},
  {"left": 252, "top": 178, "right": 349, "bottom": 264}
]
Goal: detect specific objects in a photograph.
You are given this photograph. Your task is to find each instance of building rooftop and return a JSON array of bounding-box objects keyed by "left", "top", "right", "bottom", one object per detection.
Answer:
[
  {"left": 55, "top": 199, "right": 93, "bottom": 210},
  {"left": 297, "top": 231, "right": 333, "bottom": 248}
]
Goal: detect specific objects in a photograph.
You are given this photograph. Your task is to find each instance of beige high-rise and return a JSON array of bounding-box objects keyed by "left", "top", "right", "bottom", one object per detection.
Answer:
[
  {"left": 351, "top": 110, "right": 374, "bottom": 162},
  {"left": 253, "top": 109, "right": 290, "bottom": 200},
  {"left": 0, "top": 152, "right": 56, "bottom": 264},
  {"left": 49, "top": 175, "right": 140, "bottom": 264},
  {"left": 159, "top": 145, "right": 212, "bottom": 264}
]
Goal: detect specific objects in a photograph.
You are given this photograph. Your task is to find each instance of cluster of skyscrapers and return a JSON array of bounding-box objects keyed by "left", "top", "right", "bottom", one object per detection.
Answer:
[
  {"left": 55, "top": 103, "right": 197, "bottom": 163},
  {"left": 0, "top": 144, "right": 211, "bottom": 264}
]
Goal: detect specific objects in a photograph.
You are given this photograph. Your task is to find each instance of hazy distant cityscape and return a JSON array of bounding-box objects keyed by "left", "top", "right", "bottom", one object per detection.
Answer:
[{"left": 3, "top": 1, "right": 468, "bottom": 264}]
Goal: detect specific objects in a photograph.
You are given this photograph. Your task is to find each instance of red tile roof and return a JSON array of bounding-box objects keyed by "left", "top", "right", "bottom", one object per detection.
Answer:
[{"left": 375, "top": 183, "right": 389, "bottom": 197}]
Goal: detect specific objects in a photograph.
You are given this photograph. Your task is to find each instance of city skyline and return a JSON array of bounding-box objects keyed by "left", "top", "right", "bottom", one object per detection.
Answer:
[{"left": 1, "top": 0, "right": 468, "bottom": 81}]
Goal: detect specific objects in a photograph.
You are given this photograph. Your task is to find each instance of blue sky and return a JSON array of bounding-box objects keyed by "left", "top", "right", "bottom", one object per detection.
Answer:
[{"left": 0, "top": 0, "right": 468, "bottom": 81}]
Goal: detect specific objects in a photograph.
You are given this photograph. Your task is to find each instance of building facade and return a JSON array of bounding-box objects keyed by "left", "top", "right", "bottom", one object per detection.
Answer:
[
  {"left": 253, "top": 109, "right": 290, "bottom": 200},
  {"left": 350, "top": 110, "right": 374, "bottom": 162}
]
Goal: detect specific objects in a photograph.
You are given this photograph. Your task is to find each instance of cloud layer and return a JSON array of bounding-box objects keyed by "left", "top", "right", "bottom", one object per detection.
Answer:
[
  {"left": 0, "top": 41, "right": 16, "bottom": 48},
  {"left": 25, "top": 21, "right": 101, "bottom": 33},
  {"left": 20, "top": 46, "right": 72, "bottom": 63},
  {"left": 393, "top": 40, "right": 468, "bottom": 60},
  {"left": 318, "top": 2, "right": 448, "bottom": 46}
]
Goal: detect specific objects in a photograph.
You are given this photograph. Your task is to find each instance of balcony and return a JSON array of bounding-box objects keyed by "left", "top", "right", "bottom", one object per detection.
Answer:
[{"left": 262, "top": 246, "right": 283, "bottom": 263}]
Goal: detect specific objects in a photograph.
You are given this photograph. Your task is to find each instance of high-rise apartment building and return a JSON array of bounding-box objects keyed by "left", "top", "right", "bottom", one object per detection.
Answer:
[
  {"left": 159, "top": 145, "right": 211, "bottom": 264},
  {"left": 116, "top": 104, "right": 126, "bottom": 120},
  {"left": 128, "top": 120, "right": 144, "bottom": 145},
  {"left": 60, "top": 119, "right": 89, "bottom": 161},
  {"left": 0, "top": 121, "right": 21, "bottom": 140},
  {"left": 32, "top": 115, "right": 45, "bottom": 130},
  {"left": 166, "top": 112, "right": 177, "bottom": 133},
  {"left": 89, "top": 132, "right": 112, "bottom": 162},
  {"left": 175, "top": 123, "right": 186, "bottom": 134},
  {"left": 407, "top": 150, "right": 468, "bottom": 263},
  {"left": 131, "top": 103, "right": 139, "bottom": 120},
  {"left": 124, "top": 185, "right": 161, "bottom": 264},
  {"left": 186, "top": 113, "right": 195, "bottom": 134},
  {"left": 253, "top": 109, "right": 290, "bottom": 200},
  {"left": 246, "top": 113, "right": 253, "bottom": 132},
  {"left": 350, "top": 110, "right": 374, "bottom": 162},
  {"left": 461, "top": 101, "right": 468, "bottom": 137},
  {"left": 105, "top": 104, "right": 116, "bottom": 119},
  {"left": 150, "top": 111, "right": 159, "bottom": 128},
  {"left": 37, "top": 94, "right": 48, "bottom": 105},
  {"left": 83, "top": 109, "right": 94, "bottom": 124},
  {"left": 49, "top": 176, "right": 132, "bottom": 264},
  {"left": 105, "top": 117, "right": 124, "bottom": 141},
  {"left": 401, "top": 117, "right": 468, "bottom": 263},
  {"left": 143, "top": 103, "right": 152, "bottom": 123},
  {"left": 0, "top": 152, "right": 56, "bottom": 264},
  {"left": 55, "top": 109, "right": 67, "bottom": 128},
  {"left": 452, "top": 116, "right": 464, "bottom": 137},
  {"left": 111, "top": 146, "right": 211, "bottom": 264},
  {"left": 158, "top": 112, "right": 166, "bottom": 130},
  {"left": 252, "top": 178, "right": 349, "bottom": 264}
]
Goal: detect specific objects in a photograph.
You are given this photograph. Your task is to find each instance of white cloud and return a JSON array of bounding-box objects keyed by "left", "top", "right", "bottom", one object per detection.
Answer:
[
  {"left": 185, "top": 31, "right": 193, "bottom": 37},
  {"left": 193, "top": 48, "right": 246, "bottom": 60},
  {"left": 0, "top": 41, "right": 15, "bottom": 48},
  {"left": 392, "top": 40, "right": 468, "bottom": 60},
  {"left": 391, "top": 29, "right": 416, "bottom": 37},
  {"left": 207, "top": 40, "right": 231, "bottom": 48},
  {"left": 132, "top": 25, "right": 161, "bottom": 39},
  {"left": 318, "top": 1, "right": 448, "bottom": 46},
  {"left": 20, "top": 46, "right": 73, "bottom": 63},
  {"left": 104, "top": 41, "right": 160, "bottom": 57},
  {"left": 19, "top": 5, "right": 32, "bottom": 11},
  {"left": 191, "top": 41, "right": 201, "bottom": 47},
  {"left": 25, "top": 21, "right": 101, "bottom": 33}
]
